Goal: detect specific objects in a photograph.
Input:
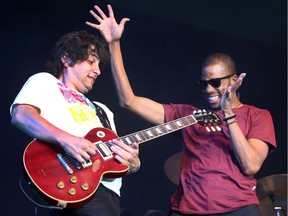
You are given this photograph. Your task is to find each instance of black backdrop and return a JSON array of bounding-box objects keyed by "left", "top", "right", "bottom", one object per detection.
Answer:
[{"left": 1, "top": 0, "right": 286, "bottom": 215}]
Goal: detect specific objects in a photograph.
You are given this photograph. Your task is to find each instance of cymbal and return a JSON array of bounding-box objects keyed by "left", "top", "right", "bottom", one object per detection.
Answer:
[
  {"left": 256, "top": 174, "right": 287, "bottom": 216},
  {"left": 164, "top": 152, "right": 181, "bottom": 185}
]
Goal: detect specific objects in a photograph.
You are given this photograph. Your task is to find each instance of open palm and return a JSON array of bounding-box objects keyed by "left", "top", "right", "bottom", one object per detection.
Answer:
[{"left": 86, "top": 4, "right": 130, "bottom": 43}]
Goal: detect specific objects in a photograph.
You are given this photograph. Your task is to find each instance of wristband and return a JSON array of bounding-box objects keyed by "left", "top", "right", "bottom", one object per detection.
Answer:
[
  {"left": 129, "top": 160, "right": 141, "bottom": 173},
  {"left": 226, "top": 119, "right": 237, "bottom": 126},
  {"left": 223, "top": 113, "right": 236, "bottom": 121}
]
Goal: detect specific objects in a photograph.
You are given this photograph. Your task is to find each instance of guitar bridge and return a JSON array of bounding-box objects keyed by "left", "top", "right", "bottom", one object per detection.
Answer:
[
  {"left": 57, "top": 153, "right": 93, "bottom": 173},
  {"left": 57, "top": 153, "right": 74, "bottom": 174}
]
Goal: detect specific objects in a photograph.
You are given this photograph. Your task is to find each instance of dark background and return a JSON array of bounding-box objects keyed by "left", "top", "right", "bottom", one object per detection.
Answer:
[{"left": 1, "top": 0, "right": 286, "bottom": 215}]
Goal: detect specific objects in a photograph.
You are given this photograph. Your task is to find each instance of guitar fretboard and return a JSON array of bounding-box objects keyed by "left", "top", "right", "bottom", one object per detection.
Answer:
[{"left": 116, "top": 114, "right": 197, "bottom": 146}]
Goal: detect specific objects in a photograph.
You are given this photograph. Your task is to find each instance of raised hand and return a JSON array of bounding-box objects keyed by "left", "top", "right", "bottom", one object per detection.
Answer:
[
  {"left": 86, "top": 4, "right": 130, "bottom": 43},
  {"left": 220, "top": 73, "right": 246, "bottom": 111}
]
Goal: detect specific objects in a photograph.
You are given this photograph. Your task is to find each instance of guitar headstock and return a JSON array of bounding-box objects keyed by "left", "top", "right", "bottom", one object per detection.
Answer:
[{"left": 193, "top": 109, "right": 222, "bottom": 132}]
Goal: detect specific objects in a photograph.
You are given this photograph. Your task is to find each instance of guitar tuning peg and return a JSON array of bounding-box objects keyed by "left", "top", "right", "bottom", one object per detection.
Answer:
[
  {"left": 210, "top": 126, "right": 216, "bottom": 132},
  {"left": 193, "top": 110, "right": 196, "bottom": 114},
  {"left": 216, "top": 126, "right": 221, "bottom": 131},
  {"left": 206, "top": 127, "right": 211, "bottom": 132},
  {"left": 202, "top": 109, "right": 206, "bottom": 113}
]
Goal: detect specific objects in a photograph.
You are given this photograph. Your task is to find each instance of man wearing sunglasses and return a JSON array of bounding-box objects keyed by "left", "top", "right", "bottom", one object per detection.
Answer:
[{"left": 86, "top": 4, "right": 277, "bottom": 216}]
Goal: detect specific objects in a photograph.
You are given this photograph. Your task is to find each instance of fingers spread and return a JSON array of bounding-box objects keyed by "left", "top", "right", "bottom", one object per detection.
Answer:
[
  {"left": 94, "top": 5, "right": 108, "bottom": 19},
  {"left": 107, "top": 4, "right": 115, "bottom": 18}
]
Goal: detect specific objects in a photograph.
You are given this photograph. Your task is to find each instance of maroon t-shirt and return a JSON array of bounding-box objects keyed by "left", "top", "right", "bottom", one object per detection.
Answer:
[{"left": 163, "top": 104, "right": 276, "bottom": 214}]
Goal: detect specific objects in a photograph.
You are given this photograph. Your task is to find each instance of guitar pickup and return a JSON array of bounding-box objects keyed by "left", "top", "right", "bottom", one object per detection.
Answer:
[
  {"left": 81, "top": 159, "right": 92, "bottom": 168},
  {"left": 95, "top": 141, "right": 113, "bottom": 160},
  {"left": 70, "top": 157, "right": 92, "bottom": 169}
]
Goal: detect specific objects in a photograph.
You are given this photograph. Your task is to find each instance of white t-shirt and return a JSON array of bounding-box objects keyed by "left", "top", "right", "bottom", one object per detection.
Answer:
[{"left": 10, "top": 72, "right": 122, "bottom": 196}]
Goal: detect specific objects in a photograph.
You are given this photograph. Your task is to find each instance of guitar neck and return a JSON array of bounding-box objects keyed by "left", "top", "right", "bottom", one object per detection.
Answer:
[{"left": 116, "top": 114, "right": 197, "bottom": 146}]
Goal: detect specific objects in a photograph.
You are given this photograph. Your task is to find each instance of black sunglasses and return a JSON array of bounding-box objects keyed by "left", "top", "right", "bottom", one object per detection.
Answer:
[{"left": 196, "top": 74, "right": 234, "bottom": 89}]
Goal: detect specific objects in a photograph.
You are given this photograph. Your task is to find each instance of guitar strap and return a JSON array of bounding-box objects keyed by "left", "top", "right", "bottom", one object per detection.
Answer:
[{"left": 94, "top": 103, "right": 112, "bottom": 130}]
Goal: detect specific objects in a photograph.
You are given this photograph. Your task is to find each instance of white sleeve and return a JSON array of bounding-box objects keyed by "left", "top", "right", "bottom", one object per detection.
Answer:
[{"left": 10, "top": 72, "right": 58, "bottom": 115}]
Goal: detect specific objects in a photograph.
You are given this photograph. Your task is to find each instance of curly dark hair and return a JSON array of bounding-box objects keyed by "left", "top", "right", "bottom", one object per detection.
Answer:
[{"left": 47, "top": 30, "right": 109, "bottom": 78}]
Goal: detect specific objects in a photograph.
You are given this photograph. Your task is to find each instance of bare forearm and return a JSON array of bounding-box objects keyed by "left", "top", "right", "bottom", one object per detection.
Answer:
[
  {"left": 226, "top": 118, "right": 268, "bottom": 175},
  {"left": 109, "top": 40, "right": 136, "bottom": 108},
  {"left": 108, "top": 40, "right": 165, "bottom": 124},
  {"left": 11, "top": 105, "right": 72, "bottom": 146}
]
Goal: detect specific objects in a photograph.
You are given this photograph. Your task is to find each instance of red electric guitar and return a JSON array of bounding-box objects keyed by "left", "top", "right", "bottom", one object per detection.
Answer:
[{"left": 22, "top": 110, "right": 222, "bottom": 209}]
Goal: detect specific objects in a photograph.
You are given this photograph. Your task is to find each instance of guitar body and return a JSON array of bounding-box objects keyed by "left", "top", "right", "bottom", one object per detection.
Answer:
[{"left": 23, "top": 127, "right": 129, "bottom": 208}]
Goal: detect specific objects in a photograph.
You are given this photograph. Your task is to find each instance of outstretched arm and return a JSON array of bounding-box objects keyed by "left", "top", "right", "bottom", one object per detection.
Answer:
[{"left": 86, "top": 4, "right": 165, "bottom": 125}]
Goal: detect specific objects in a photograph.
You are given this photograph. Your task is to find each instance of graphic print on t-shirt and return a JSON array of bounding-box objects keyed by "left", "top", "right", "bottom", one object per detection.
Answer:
[{"left": 57, "top": 83, "right": 101, "bottom": 127}]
